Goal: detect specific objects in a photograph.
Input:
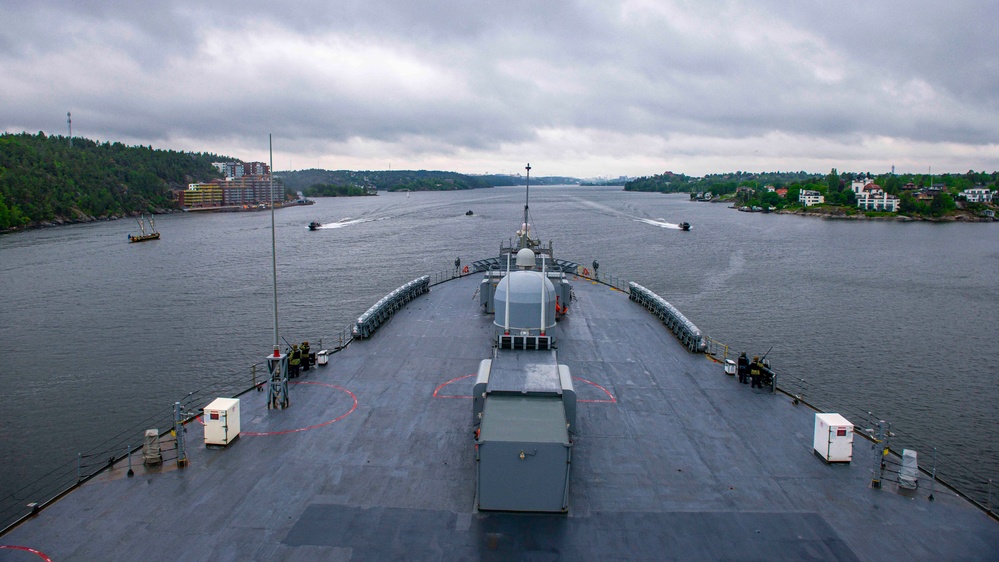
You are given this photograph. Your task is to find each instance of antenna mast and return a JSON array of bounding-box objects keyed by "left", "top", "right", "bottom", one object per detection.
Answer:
[
  {"left": 524, "top": 163, "right": 531, "bottom": 230},
  {"left": 266, "top": 133, "right": 290, "bottom": 409},
  {"left": 270, "top": 134, "right": 279, "bottom": 357},
  {"left": 67, "top": 112, "right": 72, "bottom": 148},
  {"left": 518, "top": 163, "right": 531, "bottom": 249}
]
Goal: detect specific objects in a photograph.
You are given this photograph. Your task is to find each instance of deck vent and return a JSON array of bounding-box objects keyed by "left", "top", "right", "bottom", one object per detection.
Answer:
[{"left": 498, "top": 334, "right": 553, "bottom": 350}]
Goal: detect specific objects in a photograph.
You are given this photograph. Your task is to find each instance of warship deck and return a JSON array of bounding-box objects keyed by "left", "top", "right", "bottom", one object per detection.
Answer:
[{"left": 2, "top": 273, "right": 996, "bottom": 560}]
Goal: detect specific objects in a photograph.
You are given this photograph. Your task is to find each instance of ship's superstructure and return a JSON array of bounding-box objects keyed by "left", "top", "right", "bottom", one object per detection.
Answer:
[{"left": 473, "top": 247, "right": 575, "bottom": 512}]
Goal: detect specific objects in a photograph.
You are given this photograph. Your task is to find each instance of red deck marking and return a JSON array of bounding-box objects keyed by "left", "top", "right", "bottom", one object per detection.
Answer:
[
  {"left": 573, "top": 376, "right": 617, "bottom": 403},
  {"left": 0, "top": 546, "right": 53, "bottom": 562},
  {"left": 433, "top": 374, "right": 475, "bottom": 399},
  {"left": 432, "top": 374, "right": 617, "bottom": 404},
  {"left": 243, "top": 382, "right": 357, "bottom": 436},
  {"left": 192, "top": 382, "right": 357, "bottom": 435}
]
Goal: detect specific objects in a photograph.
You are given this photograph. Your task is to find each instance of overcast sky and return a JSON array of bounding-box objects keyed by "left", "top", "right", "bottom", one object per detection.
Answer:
[{"left": 2, "top": 1, "right": 997, "bottom": 178}]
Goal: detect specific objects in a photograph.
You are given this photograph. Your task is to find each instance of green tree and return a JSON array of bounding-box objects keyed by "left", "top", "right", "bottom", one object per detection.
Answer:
[
  {"left": 843, "top": 189, "right": 857, "bottom": 206},
  {"left": 929, "top": 192, "right": 956, "bottom": 217},
  {"left": 826, "top": 168, "right": 840, "bottom": 194}
]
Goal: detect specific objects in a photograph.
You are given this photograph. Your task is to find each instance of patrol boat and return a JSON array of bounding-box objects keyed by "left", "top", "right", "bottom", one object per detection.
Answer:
[{"left": 1, "top": 168, "right": 996, "bottom": 559}]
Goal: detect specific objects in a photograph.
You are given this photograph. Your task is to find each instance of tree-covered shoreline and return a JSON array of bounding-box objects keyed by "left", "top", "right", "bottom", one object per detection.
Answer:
[
  {"left": 277, "top": 169, "right": 492, "bottom": 194},
  {"left": 0, "top": 132, "right": 232, "bottom": 230},
  {"left": 626, "top": 169, "right": 998, "bottom": 219}
]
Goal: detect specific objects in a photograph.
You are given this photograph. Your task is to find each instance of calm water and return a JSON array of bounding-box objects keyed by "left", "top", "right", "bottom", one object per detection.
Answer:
[{"left": 1, "top": 186, "right": 996, "bottom": 520}]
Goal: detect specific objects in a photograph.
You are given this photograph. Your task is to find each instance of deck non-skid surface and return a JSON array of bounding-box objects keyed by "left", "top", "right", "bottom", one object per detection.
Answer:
[{"left": 2, "top": 274, "right": 996, "bottom": 561}]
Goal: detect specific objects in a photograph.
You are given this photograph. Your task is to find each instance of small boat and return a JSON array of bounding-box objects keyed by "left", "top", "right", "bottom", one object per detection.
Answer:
[
  {"left": 465, "top": 210, "right": 474, "bottom": 216},
  {"left": 308, "top": 221, "right": 321, "bottom": 231},
  {"left": 128, "top": 215, "right": 159, "bottom": 243},
  {"left": 679, "top": 222, "right": 690, "bottom": 231}
]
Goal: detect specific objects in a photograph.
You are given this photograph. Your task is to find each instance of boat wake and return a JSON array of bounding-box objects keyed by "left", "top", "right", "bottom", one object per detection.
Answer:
[
  {"left": 316, "top": 217, "right": 382, "bottom": 229},
  {"left": 577, "top": 200, "right": 686, "bottom": 230},
  {"left": 633, "top": 218, "right": 684, "bottom": 230}
]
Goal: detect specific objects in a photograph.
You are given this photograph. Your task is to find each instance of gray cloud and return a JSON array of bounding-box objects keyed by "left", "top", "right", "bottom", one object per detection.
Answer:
[{"left": 2, "top": 1, "right": 996, "bottom": 176}]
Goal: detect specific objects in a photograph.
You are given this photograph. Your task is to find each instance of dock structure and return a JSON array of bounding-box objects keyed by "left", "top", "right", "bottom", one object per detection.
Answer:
[{"left": 2, "top": 273, "right": 996, "bottom": 559}]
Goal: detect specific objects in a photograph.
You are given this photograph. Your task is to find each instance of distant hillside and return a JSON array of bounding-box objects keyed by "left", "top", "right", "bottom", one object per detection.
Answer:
[
  {"left": 624, "top": 169, "right": 998, "bottom": 197},
  {"left": 624, "top": 171, "right": 824, "bottom": 194},
  {"left": 0, "top": 132, "right": 233, "bottom": 230},
  {"left": 277, "top": 169, "right": 491, "bottom": 194},
  {"left": 476, "top": 174, "right": 581, "bottom": 186}
]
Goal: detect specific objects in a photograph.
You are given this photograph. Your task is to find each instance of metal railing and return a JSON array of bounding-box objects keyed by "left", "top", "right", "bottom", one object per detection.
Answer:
[
  {"left": 352, "top": 276, "right": 430, "bottom": 339},
  {"left": 3, "top": 261, "right": 995, "bottom": 535},
  {"left": 627, "top": 282, "right": 707, "bottom": 353}
]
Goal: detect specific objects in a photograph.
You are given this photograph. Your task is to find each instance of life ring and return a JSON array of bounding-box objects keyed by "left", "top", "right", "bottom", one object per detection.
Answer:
[
  {"left": 583, "top": 268, "right": 589, "bottom": 276},
  {"left": 462, "top": 265, "right": 469, "bottom": 274}
]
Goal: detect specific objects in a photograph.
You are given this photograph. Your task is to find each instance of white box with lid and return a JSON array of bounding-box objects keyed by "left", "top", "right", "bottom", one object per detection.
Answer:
[
  {"left": 204, "top": 398, "right": 240, "bottom": 446},
  {"left": 813, "top": 413, "right": 853, "bottom": 463}
]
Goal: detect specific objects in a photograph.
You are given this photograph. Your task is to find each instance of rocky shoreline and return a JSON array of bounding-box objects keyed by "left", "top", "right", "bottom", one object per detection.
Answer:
[
  {"left": 774, "top": 207, "right": 995, "bottom": 222},
  {"left": 1, "top": 207, "right": 180, "bottom": 235},
  {"left": 720, "top": 202, "right": 997, "bottom": 223}
]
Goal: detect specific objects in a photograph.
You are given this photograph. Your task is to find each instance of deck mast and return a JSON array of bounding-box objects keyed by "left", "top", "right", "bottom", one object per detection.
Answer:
[
  {"left": 520, "top": 163, "right": 531, "bottom": 249},
  {"left": 266, "top": 133, "right": 289, "bottom": 409}
]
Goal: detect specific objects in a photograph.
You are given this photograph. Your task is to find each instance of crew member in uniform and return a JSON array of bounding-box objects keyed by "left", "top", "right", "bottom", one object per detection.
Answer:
[
  {"left": 737, "top": 352, "right": 749, "bottom": 384},
  {"left": 750, "top": 356, "right": 762, "bottom": 388},
  {"left": 301, "top": 341, "right": 311, "bottom": 372},
  {"left": 289, "top": 344, "right": 301, "bottom": 378}
]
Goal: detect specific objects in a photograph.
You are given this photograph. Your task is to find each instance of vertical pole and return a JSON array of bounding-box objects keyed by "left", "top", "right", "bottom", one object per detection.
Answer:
[
  {"left": 519, "top": 163, "right": 531, "bottom": 249},
  {"left": 871, "top": 420, "right": 885, "bottom": 489},
  {"left": 175, "top": 402, "right": 187, "bottom": 468},
  {"left": 252, "top": 363, "right": 257, "bottom": 389},
  {"left": 540, "top": 255, "right": 546, "bottom": 336},
  {"left": 989, "top": 479, "right": 993, "bottom": 514},
  {"left": 928, "top": 447, "right": 937, "bottom": 501},
  {"left": 503, "top": 252, "right": 512, "bottom": 335},
  {"left": 270, "top": 134, "right": 280, "bottom": 359},
  {"left": 77, "top": 453, "right": 82, "bottom": 482},
  {"left": 127, "top": 444, "right": 134, "bottom": 477},
  {"left": 67, "top": 111, "right": 72, "bottom": 148}
]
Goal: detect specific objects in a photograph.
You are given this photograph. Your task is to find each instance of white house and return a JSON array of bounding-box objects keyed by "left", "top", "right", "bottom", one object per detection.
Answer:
[
  {"left": 799, "top": 190, "right": 824, "bottom": 206},
  {"left": 851, "top": 180, "right": 871, "bottom": 194},
  {"left": 960, "top": 187, "right": 993, "bottom": 203},
  {"left": 856, "top": 190, "right": 899, "bottom": 212}
]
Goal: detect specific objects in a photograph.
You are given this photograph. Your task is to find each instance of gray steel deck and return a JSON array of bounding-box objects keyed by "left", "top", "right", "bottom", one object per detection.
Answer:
[{"left": 2, "top": 273, "right": 996, "bottom": 560}]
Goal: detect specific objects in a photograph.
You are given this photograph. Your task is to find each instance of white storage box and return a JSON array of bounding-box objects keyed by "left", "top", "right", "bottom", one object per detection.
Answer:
[
  {"left": 317, "top": 349, "right": 330, "bottom": 366},
  {"left": 813, "top": 413, "right": 853, "bottom": 463},
  {"left": 899, "top": 449, "right": 919, "bottom": 489},
  {"left": 204, "top": 398, "right": 240, "bottom": 446}
]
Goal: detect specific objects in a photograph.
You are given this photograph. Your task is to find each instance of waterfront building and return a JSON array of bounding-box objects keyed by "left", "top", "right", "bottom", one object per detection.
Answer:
[
  {"left": 799, "top": 190, "right": 824, "bottom": 206},
  {"left": 181, "top": 183, "right": 224, "bottom": 207},
  {"left": 960, "top": 187, "right": 993, "bottom": 203},
  {"left": 212, "top": 161, "right": 270, "bottom": 179},
  {"left": 183, "top": 175, "right": 281, "bottom": 209},
  {"left": 914, "top": 187, "right": 941, "bottom": 202},
  {"left": 850, "top": 180, "right": 869, "bottom": 194},
  {"left": 856, "top": 190, "right": 899, "bottom": 212},
  {"left": 224, "top": 175, "right": 282, "bottom": 205}
]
